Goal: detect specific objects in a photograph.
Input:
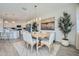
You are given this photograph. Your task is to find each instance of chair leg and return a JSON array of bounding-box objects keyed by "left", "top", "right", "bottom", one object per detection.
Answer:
[
  {"left": 49, "top": 45, "right": 51, "bottom": 53},
  {"left": 49, "top": 44, "right": 53, "bottom": 54},
  {"left": 49, "top": 47, "right": 50, "bottom": 53},
  {"left": 31, "top": 45, "right": 33, "bottom": 52},
  {"left": 26, "top": 43, "right": 28, "bottom": 48}
]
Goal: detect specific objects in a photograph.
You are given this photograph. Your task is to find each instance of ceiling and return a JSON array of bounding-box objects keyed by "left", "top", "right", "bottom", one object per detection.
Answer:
[{"left": 0, "top": 3, "right": 78, "bottom": 22}]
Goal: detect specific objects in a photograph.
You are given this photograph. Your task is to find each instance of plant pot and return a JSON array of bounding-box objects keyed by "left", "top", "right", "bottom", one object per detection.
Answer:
[{"left": 61, "top": 39, "right": 69, "bottom": 46}]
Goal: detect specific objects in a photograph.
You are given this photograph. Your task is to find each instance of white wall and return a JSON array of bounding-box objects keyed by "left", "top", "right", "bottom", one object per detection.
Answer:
[
  {"left": 76, "top": 6, "right": 79, "bottom": 49},
  {"left": 76, "top": 6, "right": 79, "bottom": 32}
]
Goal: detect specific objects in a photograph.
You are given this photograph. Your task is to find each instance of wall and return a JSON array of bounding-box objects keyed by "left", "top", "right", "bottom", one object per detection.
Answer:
[{"left": 76, "top": 6, "right": 79, "bottom": 49}]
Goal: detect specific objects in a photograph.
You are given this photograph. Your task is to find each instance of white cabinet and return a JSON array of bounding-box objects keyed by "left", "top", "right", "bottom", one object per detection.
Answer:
[{"left": 9, "top": 30, "right": 19, "bottom": 39}]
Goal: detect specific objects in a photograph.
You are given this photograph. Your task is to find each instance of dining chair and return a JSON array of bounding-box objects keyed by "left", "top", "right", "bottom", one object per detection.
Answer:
[
  {"left": 41, "top": 31, "right": 55, "bottom": 52},
  {"left": 23, "top": 31, "right": 37, "bottom": 52}
]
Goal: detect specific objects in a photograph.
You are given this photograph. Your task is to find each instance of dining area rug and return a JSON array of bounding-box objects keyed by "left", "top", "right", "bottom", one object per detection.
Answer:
[{"left": 13, "top": 40, "right": 61, "bottom": 56}]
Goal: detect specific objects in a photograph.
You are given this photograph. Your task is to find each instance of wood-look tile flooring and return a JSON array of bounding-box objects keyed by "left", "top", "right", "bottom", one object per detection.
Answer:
[
  {"left": 0, "top": 39, "right": 79, "bottom": 56},
  {"left": 0, "top": 40, "right": 19, "bottom": 56}
]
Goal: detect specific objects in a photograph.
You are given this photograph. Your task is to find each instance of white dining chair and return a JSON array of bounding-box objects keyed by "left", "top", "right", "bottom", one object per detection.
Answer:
[
  {"left": 23, "top": 31, "right": 37, "bottom": 52},
  {"left": 41, "top": 31, "right": 55, "bottom": 52}
]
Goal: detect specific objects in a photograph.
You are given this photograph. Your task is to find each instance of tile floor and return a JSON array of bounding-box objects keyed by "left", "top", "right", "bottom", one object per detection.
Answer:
[{"left": 0, "top": 39, "right": 79, "bottom": 56}]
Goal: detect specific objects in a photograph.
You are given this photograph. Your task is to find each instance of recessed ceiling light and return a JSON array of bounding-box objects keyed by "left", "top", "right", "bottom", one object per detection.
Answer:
[
  {"left": 4, "top": 21, "right": 8, "bottom": 23},
  {"left": 12, "top": 21, "right": 15, "bottom": 23},
  {"left": 0, "top": 21, "right": 2, "bottom": 23}
]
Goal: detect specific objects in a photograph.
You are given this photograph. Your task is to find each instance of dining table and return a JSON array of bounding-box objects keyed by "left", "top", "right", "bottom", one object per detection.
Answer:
[{"left": 32, "top": 32, "right": 49, "bottom": 53}]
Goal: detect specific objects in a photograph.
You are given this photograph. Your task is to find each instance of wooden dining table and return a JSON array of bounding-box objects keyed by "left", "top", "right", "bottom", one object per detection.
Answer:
[
  {"left": 32, "top": 32, "right": 49, "bottom": 53},
  {"left": 32, "top": 32, "right": 49, "bottom": 38}
]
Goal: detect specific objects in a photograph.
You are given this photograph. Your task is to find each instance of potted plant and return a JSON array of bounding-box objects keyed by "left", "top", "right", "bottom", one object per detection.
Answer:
[
  {"left": 32, "top": 22, "right": 38, "bottom": 32},
  {"left": 58, "top": 12, "right": 73, "bottom": 46}
]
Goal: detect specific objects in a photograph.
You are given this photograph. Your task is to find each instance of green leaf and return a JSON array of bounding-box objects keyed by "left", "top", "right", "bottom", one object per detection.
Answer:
[{"left": 58, "top": 12, "right": 73, "bottom": 38}]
